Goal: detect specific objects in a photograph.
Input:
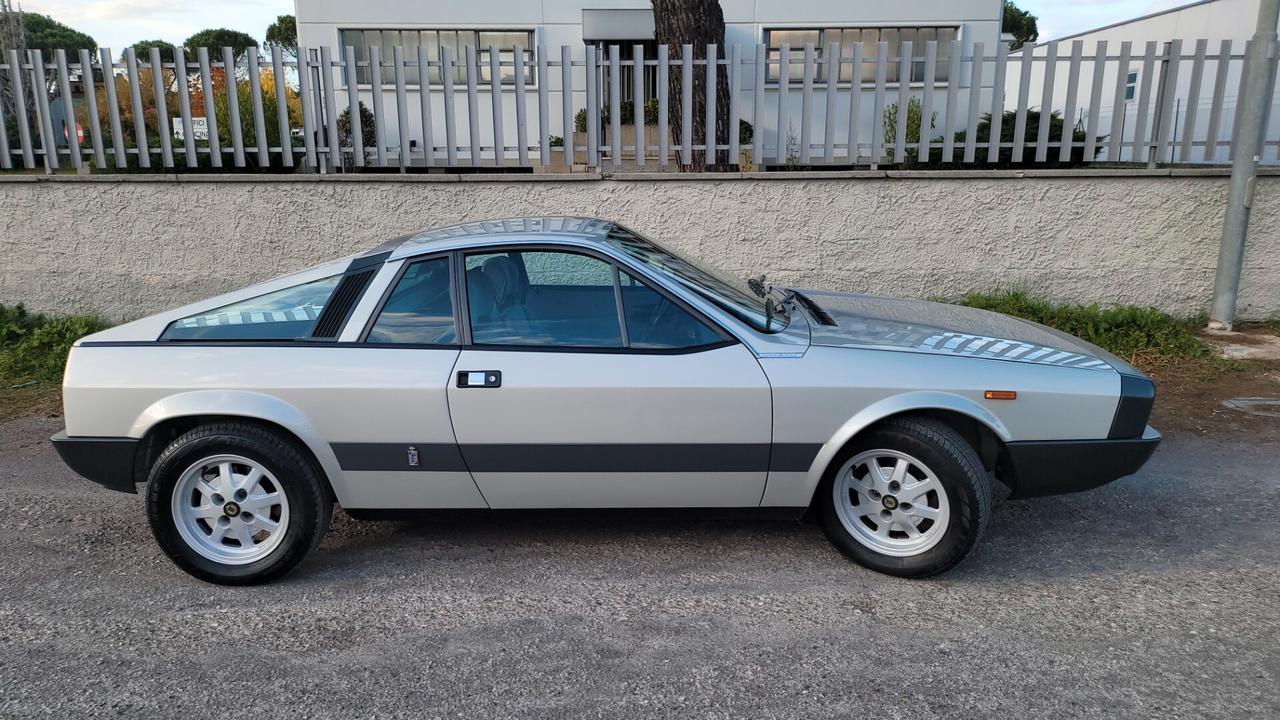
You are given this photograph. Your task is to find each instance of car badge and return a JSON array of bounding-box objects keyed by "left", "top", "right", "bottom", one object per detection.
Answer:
[{"left": 407, "top": 446, "right": 419, "bottom": 467}]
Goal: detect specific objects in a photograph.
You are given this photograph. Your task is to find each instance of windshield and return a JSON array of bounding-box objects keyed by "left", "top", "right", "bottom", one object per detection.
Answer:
[{"left": 605, "top": 225, "right": 787, "bottom": 333}]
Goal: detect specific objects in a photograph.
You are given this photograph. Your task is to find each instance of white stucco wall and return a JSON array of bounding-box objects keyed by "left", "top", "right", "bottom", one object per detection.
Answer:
[{"left": 0, "top": 170, "right": 1275, "bottom": 321}]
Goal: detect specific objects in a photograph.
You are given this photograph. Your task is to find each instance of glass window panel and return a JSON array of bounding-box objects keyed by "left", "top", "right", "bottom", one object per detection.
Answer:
[
  {"left": 456, "top": 31, "right": 477, "bottom": 83},
  {"left": 936, "top": 28, "right": 957, "bottom": 82},
  {"left": 421, "top": 31, "right": 441, "bottom": 84},
  {"left": 402, "top": 30, "right": 421, "bottom": 85},
  {"left": 466, "top": 251, "right": 622, "bottom": 348},
  {"left": 766, "top": 30, "right": 819, "bottom": 82},
  {"left": 861, "top": 29, "right": 880, "bottom": 82},
  {"left": 363, "top": 30, "right": 382, "bottom": 84},
  {"left": 161, "top": 276, "right": 342, "bottom": 341},
  {"left": 380, "top": 30, "right": 399, "bottom": 84},
  {"left": 620, "top": 272, "right": 721, "bottom": 349},
  {"left": 367, "top": 257, "right": 455, "bottom": 344},
  {"left": 882, "top": 28, "right": 900, "bottom": 83},
  {"left": 342, "top": 30, "right": 368, "bottom": 85}
]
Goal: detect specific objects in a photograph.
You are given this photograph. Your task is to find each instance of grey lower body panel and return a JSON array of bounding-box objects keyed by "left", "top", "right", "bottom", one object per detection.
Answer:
[{"left": 1001, "top": 426, "right": 1161, "bottom": 499}]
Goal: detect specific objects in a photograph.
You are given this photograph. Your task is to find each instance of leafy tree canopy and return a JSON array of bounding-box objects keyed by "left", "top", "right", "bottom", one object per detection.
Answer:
[
  {"left": 1003, "top": 1, "right": 1039, "bottom": 51},
  {"left": 183, "top": 28, "right": 257, "bottom": 58},
  {"left": 264, "top": 15, "right": 297, "bottom": 59},
  {"left": 14, "top": 12, "right": 95, "bottom": 55},
  {"left": 125, "top": 40, "right": 176, "bottom": 64}
]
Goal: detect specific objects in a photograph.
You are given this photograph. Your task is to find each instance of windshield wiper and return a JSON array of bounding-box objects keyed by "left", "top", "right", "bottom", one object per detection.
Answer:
[{"left": 747, "top": 276, "right": 768, "bottom": 298}]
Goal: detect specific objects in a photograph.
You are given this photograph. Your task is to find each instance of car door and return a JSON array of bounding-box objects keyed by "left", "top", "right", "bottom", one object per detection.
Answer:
[{"left": 446, "top": 246, "right": 773, "bottom": 508}]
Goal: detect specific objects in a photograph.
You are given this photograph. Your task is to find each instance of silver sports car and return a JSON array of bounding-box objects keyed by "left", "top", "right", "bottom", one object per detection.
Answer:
[{"left": 53, "top": 217, "right": 1159, "bottom": 584}]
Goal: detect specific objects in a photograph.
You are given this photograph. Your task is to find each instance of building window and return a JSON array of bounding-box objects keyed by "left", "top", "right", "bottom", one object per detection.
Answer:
[
  {"left": 339, "top": 29, "right": 536, "bottom": 86},
  {"left": 1124, "top": 71, "right": 1138, "bottom": 101},
  {"left": 764, "top": 27, "right": 958, "bottom": 84}
]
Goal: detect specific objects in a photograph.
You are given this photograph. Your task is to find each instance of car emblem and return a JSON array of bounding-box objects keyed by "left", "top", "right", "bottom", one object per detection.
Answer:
[
  {"left": 881, "top": 496, "right": 898, "bottom": 510},
  {"left": 223, "top": 502, "right": 241, "bottom": 517},
  {"left": 407, "top": 446, "right": 419, "bottom": 467}
]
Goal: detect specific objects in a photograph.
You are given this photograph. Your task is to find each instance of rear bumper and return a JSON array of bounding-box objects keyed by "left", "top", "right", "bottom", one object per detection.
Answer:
[
  {"left": 1002, "top": 425, "right": 1161, "bottom": 499},
  {"left": 50, "top": 431, "right": 139, "bottom": 494}
]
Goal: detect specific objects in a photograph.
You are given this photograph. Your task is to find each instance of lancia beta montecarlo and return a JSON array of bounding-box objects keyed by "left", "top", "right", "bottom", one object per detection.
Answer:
[{"left": 52, "top": 217, "right": 1159, "bottom": 584}]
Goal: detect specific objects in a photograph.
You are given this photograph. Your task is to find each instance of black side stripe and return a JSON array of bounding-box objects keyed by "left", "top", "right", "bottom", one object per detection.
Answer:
[{"left": 330, "top": 443, "right": 822, "bottom": 473}]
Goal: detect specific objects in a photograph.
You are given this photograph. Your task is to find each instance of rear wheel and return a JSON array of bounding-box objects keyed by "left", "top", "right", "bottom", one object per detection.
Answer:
[
  {"left": 145, "top": 422, "right": 331, "bottom": 585},
  {"left": 818, "top": 416, "right": 991, "bottom": 578}
]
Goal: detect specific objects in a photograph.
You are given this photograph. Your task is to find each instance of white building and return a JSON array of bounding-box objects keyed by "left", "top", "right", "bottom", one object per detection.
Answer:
[
  {"left": 293, "top": 0, "right": 1005, "bottom": 166},
  {"left": 1009, "top": 0, "right": 1280, "bottom": 164}
]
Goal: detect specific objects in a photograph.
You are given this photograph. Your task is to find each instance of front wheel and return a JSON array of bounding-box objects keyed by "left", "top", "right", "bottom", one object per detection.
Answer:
[
  {"left": 818, "top": 416, "right": 992, "bottom": 578},
  {"left": 145, "top": 422, "right": 332, "bottom": 585}
]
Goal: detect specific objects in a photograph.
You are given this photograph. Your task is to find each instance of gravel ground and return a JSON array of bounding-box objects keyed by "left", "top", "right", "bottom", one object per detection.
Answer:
[{"left": 0, "top": 415, "right": 1277, "bottom": 719}]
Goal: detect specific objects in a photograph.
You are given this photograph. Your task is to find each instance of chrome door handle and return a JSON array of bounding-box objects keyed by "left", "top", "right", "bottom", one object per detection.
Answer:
[{"left": 457, "top": 370, "right": 502, "bottom": 388}]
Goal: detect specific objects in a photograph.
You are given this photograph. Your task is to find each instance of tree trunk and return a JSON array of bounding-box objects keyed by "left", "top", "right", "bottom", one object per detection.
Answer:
[{"left": 651, "top": 0, "right": 733, "bottom": 171}]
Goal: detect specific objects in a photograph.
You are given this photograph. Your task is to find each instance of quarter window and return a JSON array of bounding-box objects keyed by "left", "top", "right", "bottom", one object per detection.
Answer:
[
  {"left": 366, "top": 257, "right": 456, "bottom": 345},
  {"left": 161, "top": 275, "right": 342, "bottom": 341}
]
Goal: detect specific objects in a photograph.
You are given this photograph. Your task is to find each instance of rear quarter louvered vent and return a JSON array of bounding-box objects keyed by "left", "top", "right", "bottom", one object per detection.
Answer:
[{"left": 311, "top": 269, "right": 376, "bottom": 339}]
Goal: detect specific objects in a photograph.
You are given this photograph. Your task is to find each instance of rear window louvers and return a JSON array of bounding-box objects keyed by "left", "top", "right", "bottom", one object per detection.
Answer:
[{"left": 311, "top": 269, "right": 376, "bottom": 339}]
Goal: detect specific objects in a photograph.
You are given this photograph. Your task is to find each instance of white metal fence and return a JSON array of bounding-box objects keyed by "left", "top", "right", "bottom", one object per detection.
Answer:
[{"left": 1, "top": 40, "right": 1278, "bottom": 172}]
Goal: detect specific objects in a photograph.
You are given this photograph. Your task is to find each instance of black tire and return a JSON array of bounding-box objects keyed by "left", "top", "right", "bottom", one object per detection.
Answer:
[
  {"left": 145, "top": 422, "right": 332, "bottom": 585},
  {"left": 817, "top": 416, "right": 992, "bottom": 578}
]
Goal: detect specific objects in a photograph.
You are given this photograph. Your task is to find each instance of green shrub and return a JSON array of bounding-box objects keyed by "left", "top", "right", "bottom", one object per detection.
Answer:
[
  {"left": 0, "top": 305, "right": 111, "bottom": 385},
  {"left": 0, "top": 304, "right": 50, "bottom": 348},
  {"left": 952, "top": 291, "right": 1209, "bottom": 361}
]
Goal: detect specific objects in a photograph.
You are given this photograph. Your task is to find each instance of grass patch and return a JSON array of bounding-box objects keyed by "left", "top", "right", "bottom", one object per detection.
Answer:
[
  {"left": 949, "top": 291, "right": 1215, "bottom": 372},
  {"left": 1, "top": 304, "right": 112, "bottom": 419}
]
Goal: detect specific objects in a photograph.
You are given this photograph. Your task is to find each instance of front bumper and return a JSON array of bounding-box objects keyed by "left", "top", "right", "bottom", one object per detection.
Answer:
[
  {"left": 50, "top": 431, "right": 139, "bottom": 494},
  {"left": 1001, "top": 425, "right": 1161, "bottom": 499}
]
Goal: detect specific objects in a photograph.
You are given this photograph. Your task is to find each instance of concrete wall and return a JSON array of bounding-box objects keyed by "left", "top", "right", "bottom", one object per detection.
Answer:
[{"left": 0, "top": 169, "right": 1275, "bottom": 322}]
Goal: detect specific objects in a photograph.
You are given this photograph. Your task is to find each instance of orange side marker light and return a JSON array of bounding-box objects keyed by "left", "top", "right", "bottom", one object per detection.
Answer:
[{"left": 984, "top": 390, "right": 1018, "bottom": 400}]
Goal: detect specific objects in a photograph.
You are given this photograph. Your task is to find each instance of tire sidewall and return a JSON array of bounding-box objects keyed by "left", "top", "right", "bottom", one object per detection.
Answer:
[
  {"left": 146, "top": 428, "right": 324, "bottom": 585},
  {"left": 819, "top": 425, "right": 984, "bottom": 578}
]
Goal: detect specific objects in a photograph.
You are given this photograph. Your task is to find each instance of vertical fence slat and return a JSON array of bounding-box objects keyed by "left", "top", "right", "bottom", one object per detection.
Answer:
[
  {"left": 774, "top": 44, "right": 789, "bottom": 164},
  {"left": 821, "top": 42, "right": 836, "bottom": 163},
  {"left": 537, "top": 46, "right": 550, "bottom": 165},
  {"left": 396, "top": 45, "right": 412, "bottom": 169},
  {"left": 418, "top": 45, "right": 435, "bottom": 166},
  {"left": 318, "top": 48, "right": 340, "bottom": 170},
  {"left": 1228, "top": 40, "right": 1251, "bottom": 162},
  {"left": 247, "top": 47, "right": 271, "bottom": 166},
  {"left": 273, "top": 47, "right": 294, "bottom": 167},
  {"left": 296, "top": 46, "right": 317, "bottom": 169},
  {"left": 985, "top": 42, "right": 1007, "bottom": 163},
  {"left": 1180, "top": 39, "right": 1208, "bottom": 162},
  {"left": 963, "top": 41, "right": 983, "bottom": 163},
  {"left": 941, "top": 40, "right": 961, "bottom": 162},
  {"left": 1107, "top": 41, "right": 1132, "bottom": 161},
  {"left": 846, "top": 42, "right": 862, "bottom": 163},
  {"left": 489, "top": 45, "right": 505, "bottom": 167},
  {"left": 634, "top": 44, "right": 646, "bottom": 167},
  {"left": 56, "top": 50, "right": 83, "bottom": 169},
  {"left": 1152, "top": 39, "right": 1182, "bottom": 164},
  {"left": 560, "top": 45, "right": 572, "bottom": 167},
  {"left": 1130, "top": 41, "right": 1156, "bottom": 163},
  {"left": 144, "top": 47, "right": 170, "bottom": 168},
  {"left": 341, "top": 45, "right": 362, "bottom": 167},
  {"left": 0, "top": 71, "right": 8, "bottom": 169},
  {"left": 682, "top": 43, "right": 694, "bottom": 166},
  {"left": 1011, "top": 43, "right": 1033, "bottom": 162},
  {"left": 1205, "top": 41, "right": 1232, "bottom": 161},
  {"left": 586, "top": 45, "right": 599, "bottom": 168},
  {"left": 121, "top": 48, "right": 146, "bottom": 168},
  {"left": 918, "top": 41, "right": 937, "bottom": 161},
  {"left": 222, "top": 47, "right": 245, "bottom": 167},
  {"left": 8, "top": 49, "right": 35, "bottom": 168},
  {"left": 706, "top": 43, "right": 718, "bottom": 166},
  {"left": 610, "top": 44, "right": 621, "bottom": 167},
  {"left": 1034, "top": 41, "right": 1058, "bottom": 163},
  {"left": 1057, "top": 40, "right": 1083, "bottom": 162},
  {"left": 515, "top": 46, "right": 529, "bottom": 166},
  {"left": 369, "top": 45, "right": 388, "bottom": 165},
  {"left": 465, "top": 46, "right": 482, "bottom": 164},
  {"left": 871, "top": 42, "right": 887, "bottom": 165},
  {"left": 172, "top": 47, "right": 196, "bottom": 168},
  {"left": 799, "top": 42, "right": 814, "bottom": 164},
  {"left": 752, "top": 42, "right": 765, "bottom": 163},
  {"left": 198, "top": 47, "right": 222, "bottom": 168},
  {"left": 895, "top": 40, "right": 911, "bottom": 163},
  {"left": 443, "top": 46, "right": 458, "bottom": 166},
  {"left": 1083, "top": 41, "right": 1107, "bottom": 162},
  {"left": 30, "top": 50, "right": 58, "bottom": 170},
  {"left": 659, "top": 44, "right": 670, "bottom": 166}
]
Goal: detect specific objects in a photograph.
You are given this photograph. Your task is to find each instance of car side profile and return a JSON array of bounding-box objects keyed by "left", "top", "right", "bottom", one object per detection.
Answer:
[{"left": 53, "top": 217, "right": 1159, "bottom": 584}]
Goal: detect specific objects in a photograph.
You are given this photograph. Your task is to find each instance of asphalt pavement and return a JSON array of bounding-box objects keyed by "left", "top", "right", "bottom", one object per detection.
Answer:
[{"left": 0, "top": 415, "right": 1276, "bottom": 719}]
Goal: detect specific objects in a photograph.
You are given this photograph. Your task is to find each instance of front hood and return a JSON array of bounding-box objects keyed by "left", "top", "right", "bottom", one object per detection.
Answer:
[{"left": 799, "top": 291, "right": 1129, "bottom": 373}]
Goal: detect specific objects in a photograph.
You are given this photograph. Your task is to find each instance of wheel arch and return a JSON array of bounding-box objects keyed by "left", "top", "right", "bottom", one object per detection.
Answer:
[
  {"left": 799, "top": 392, "right": 1010, "bottom": 507},
  {"left": 127, "top": 391, "right": 343, "bottom": 502}
]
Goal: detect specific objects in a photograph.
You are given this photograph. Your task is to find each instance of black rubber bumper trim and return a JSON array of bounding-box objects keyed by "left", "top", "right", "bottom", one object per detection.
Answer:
[
  {"left": 1002, "top": 430, "right": 1160, "bottom": 499},
  {"left": 50, "top": 431, "right": 139, "bottom": 494},
  {"left": 1109, "top": 373, "right": 1156, "bottom": 439}
]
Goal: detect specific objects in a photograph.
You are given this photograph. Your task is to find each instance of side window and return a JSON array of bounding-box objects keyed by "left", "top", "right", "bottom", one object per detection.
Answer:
[
  {"left": 465, "top": 250, "right": 623, "bottom": 347},
  {"left": 620, "top": 272, "right": 723, "bottom": 349},
  {"left": 366, "top": 257, "right": 456, "bottom": 345},
  {"left": 161, "top": 275, "right": 341, "bottom": 340}
]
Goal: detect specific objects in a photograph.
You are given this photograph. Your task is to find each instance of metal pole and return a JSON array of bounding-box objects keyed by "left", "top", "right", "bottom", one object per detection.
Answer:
[{"left": 1209, "top": 0, "right": 1280, "bottom": 329}]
